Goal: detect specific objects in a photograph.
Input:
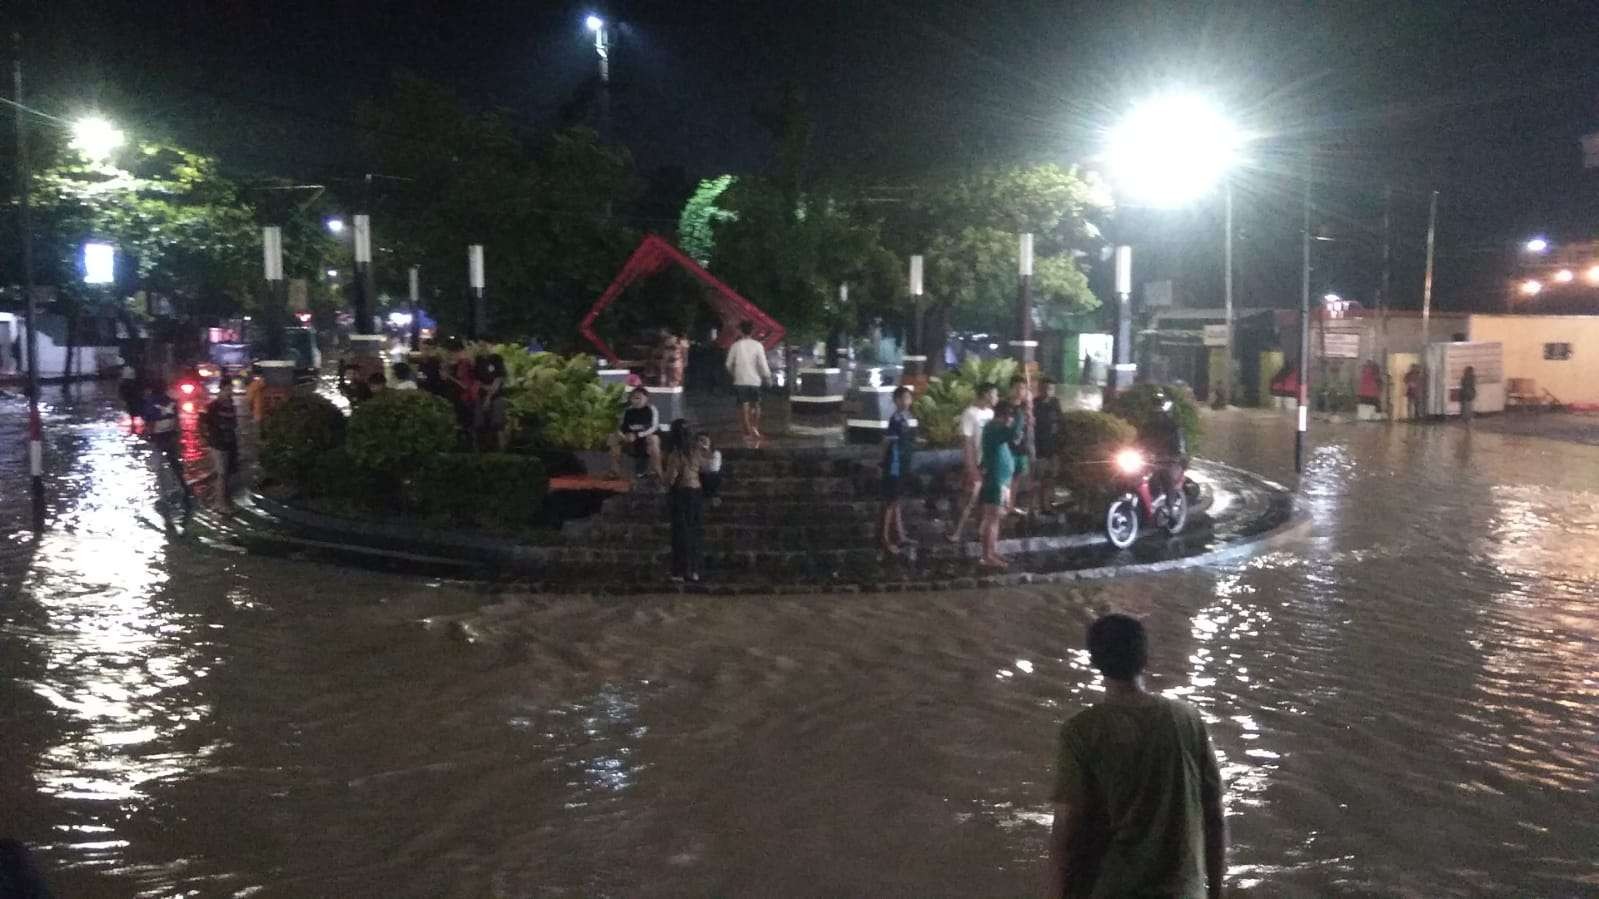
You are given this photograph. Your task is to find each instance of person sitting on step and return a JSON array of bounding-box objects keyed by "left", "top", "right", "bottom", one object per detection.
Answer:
[{"left": 606, "top": 386, "right": 663, "bottom": 480}]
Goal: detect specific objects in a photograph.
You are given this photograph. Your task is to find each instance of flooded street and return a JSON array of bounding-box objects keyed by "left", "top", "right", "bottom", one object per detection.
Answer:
[{"left": 3, "top": 385, "right": 1597, "bottom": 897}]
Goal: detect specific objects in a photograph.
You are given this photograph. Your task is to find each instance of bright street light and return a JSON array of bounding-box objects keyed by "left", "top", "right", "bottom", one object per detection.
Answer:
[
  {"left": 69, "top": 115, "right": 125, "bottom": 161},
  {"left": 1105, "top": 93, "right": 1241, "bottom": 208},
  {"left": 1520, "top": 279, "right": 1543, "bottom": 296},
  {"left": 83, "top": 242, "right": 115, "bottom": 284},
  {"left": 325, "top": 218, "right": 345, "bottom": 234},
  {"left": 1524, "top": 237, "right": 1549, "bottom": 253},
  {"left": 1587, "top": 265, "right": 1599, "bottom": 285},
  {"left": 585, "top": 14, "right": 604, "bottom": 31},
  {"left": 1554, "top": 268, "right": 1574, "bottom": 283}
]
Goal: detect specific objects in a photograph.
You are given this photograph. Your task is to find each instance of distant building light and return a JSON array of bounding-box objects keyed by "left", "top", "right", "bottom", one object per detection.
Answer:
[
  {"left": 1520, "top": 279, "right": 1543, "bottom": 296},
  {"left": 1554, "top": 269, "right": 1574, "bottom": 283},
  {"left": 388, "top": 311, "right": 413, "bottom": 327}
]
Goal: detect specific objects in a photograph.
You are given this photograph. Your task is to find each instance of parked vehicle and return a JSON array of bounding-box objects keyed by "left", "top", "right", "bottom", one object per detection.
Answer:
[{"left": 1103, "top": 447, "right": 1189, "bottom": 549}]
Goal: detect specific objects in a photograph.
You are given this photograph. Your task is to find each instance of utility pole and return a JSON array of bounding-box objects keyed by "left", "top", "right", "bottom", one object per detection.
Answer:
[
  {"left": 1296, "top": 170, "right": 1312, "bottom": 474},
  {"left": 261, "top": 226, "right": 286, "bottom": 359},
  {"left": 14, "top": 32, "right": 43, "bottom": 525},
  {"left": 1421, "top": 190, "right": 1438, "bottom": 353},
  {"left": 1223, "top": 178, "right": 1234, "bottom": 405},
  {"left": 906, "top": 254, "right": 925, "bottom": 378},
  {"left": 351, "top": 173, "right": 375, "bottom": 335},
  {"left": 1378, "top": 184, "right": 1392, "bottom": 413}
]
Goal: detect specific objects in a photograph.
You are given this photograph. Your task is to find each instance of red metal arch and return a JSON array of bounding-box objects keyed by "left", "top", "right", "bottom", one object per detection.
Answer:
[{"left": 578, "top": 234, "right": 786, "bottom": 364}]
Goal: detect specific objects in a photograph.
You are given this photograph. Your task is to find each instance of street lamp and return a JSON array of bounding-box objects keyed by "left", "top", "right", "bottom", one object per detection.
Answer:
[
  {"left": 325, "top": 217, "right": 345, "bottom": 235},
  {"left": 1523, "top": 237, "right": 1549, "bottom": 254},
  {"left": 1520, "top": 279, "right": 1543, "bottom": 296},
  {"left": 1553, "top": 269, "right": 1574, "bottom": 283},
  {"left": 585, "top": 13, "right": 611, "bottom": 138},
  {"left": 1105, "top": 92, "right": 1241, "bottom": 396},
  {"left": 69, "top": 115, "right": 125, "bottom": 161}
]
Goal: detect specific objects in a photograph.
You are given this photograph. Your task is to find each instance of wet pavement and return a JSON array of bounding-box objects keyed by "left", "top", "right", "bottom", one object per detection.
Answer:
[{"left": 3, "top": 384, "right": 1597, "bottom": 897}]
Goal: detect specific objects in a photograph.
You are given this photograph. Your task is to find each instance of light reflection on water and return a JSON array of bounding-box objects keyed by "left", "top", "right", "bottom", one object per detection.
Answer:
[{"left": 9, "top": 417, "right": 215, "bottom": 874}]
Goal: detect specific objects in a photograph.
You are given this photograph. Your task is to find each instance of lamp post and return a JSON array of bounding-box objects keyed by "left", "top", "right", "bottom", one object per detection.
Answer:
[
  {"left": 1105, "top": 92, "right": 1240, "bottom": 398},
  {"left": 262, "top": 226, "right": 286, "bottom": 359},
  {"left": 586, "top": 14, "right": 611, "bottom": 140},
  {"left": 352, "top": 212, "right": 373, "bottom": 335}
]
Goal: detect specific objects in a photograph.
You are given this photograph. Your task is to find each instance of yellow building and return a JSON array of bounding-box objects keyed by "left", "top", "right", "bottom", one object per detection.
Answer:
[{"left": 1467, "top": 314, "right": 1599, "bottom": 409}]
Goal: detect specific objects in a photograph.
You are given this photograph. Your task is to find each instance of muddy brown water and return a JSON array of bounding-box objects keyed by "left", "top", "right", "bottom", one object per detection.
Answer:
[{"left": 3, "top": 388, "right": 1597, "bottom": 896}]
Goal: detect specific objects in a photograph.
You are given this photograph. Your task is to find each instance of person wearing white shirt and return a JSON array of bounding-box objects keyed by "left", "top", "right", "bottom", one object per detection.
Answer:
[
  {"left": 946, "top": 381, "right": 997, "bottom": 543},
  {"left": 724, "top": 320, "right": 772, "bottom": 447}
]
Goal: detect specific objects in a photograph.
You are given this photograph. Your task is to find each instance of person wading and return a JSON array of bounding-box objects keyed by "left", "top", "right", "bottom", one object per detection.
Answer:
[
  {"left": 661, "top": 419, "right": 707, "bottom": 582},
  {"left": 725, "top": 320, "right": 772, "bottom": 448},
  {"left": 199, "top": 379, "right": 239, "bottom": 513},
  {"left": 1049, "top": 614, "right": 1227, "bottom": 898}
]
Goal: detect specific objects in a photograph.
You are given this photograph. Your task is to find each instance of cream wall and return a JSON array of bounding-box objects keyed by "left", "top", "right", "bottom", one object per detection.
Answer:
[{"left": 1467, "top": 315, "right": 1599, "bottom": 407}]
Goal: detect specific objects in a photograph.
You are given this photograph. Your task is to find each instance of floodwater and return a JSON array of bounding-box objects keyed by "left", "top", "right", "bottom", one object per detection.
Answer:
[{"left": 3, "top": 385, "right": 1597, "bottom": 897}]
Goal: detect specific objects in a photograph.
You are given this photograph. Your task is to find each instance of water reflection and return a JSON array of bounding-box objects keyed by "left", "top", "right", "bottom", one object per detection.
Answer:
[{"left": 10, "top": 415, "right": 214, "bottom": 871}]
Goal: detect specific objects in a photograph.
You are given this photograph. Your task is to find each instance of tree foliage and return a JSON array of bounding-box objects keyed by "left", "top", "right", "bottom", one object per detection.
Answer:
[
  {"left": 678, "top": 175, "right": 736, "bottom": 266},
  {"left": 26, "top": 135, "right": 332, "bottom": 320},
  {"left": 898, "top": 164, "right": 1112, "bottom": 331},
  {"left": 359, "top": 74, "right": 639, "bottom": 345}
]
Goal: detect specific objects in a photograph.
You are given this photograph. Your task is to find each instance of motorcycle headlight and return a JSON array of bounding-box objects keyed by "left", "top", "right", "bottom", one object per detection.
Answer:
[{"left": 1114, "top": 448, "right": 1145, "bottom": 475}]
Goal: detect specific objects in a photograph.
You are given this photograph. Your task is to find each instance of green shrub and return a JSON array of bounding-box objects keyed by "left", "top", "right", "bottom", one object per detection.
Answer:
[
  {"left": 910, "top": 356, "right": 1020, "bottom": 447},
  {"left": 410, "top": 453, "right": 548, "bottom": 529},
  {"left": 346, "top": 390, "right": 458, "bottom": 475},
  {"left": 305, "top": 446, "right": 394, "bottom": 507},
  {"left": 259, "top": 392, "right": 346, "bottom": 487},
  {"left": 1104, "top": 383, "right": 1201, "bottom": 450},
  {"left": 1054, "top": 410, "right": 1138, "bottom": 497},
  {"left": 913, "top": 377, "right": 974, "bottom": 447},
  {"left": 500, "top": 349, "right": 624, "bottom": 450}
]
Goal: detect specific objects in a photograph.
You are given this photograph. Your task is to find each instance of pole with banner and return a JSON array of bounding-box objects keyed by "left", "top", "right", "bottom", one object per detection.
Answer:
[
  {"left": 352, "top": 213, "right": 373, "bottom": 335},
  {"left": 468, "top": 244, "right": 486, "bottom": 340}
]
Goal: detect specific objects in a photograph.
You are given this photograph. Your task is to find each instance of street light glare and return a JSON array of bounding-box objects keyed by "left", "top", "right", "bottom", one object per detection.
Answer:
[
  {"left": 1520, "top": 279, "right": 1542, "bottom": 296},
  {"left": 1554, "top": 268, "right": 1574, "bottom": 283},
  {"left": 70, "top": 115, "right": 125, "bottom": 161},
  {"left": 325, "top": 218, "right": 345, "bottom": 234},
  {"left": 586, "top": 14, "right": 604, "bottom": 31},
  {"left": 1587, "top": 265, "right": 1599, "bottom": 285},
  {"left": 1524, "top": 237, "right": 1549, "bottom": 253},
  {"left": 1106, "top": 93, "right": 1240, "bottom": 208}
]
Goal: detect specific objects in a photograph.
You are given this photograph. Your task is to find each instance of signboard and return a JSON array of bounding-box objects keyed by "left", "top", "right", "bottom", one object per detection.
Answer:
[
  {"left": 1202, "top": 324, "right": 1229, "bottom": 347},
  {"left": 1320, "top": 332, "right": 1361, "bottom": 358}
]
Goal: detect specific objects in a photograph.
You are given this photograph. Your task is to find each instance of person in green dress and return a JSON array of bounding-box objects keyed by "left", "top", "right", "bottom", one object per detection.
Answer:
[{"left": 978, "top": 400, "right": 1020, "bottom": 567}]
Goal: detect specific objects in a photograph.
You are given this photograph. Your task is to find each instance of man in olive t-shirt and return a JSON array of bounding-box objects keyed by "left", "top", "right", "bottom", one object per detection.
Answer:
[{"left": 1049, "top": 614, "right": 1227, "bottom": 898}]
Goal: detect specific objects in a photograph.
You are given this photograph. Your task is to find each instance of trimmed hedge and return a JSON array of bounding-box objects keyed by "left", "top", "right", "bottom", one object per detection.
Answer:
[
  {"left": 260, "top": 392, "right": 346, "bottom": 488},
  {"left": 410, "top": 453, "right": 547, "bottom": 529},
  {"left": 306, "top": 446, "right": 393, "bottom": 505},
  {"left": 1054, "top": 410, "right": 1139, "bottom": 497},
  {"left": 346, "top": 390, "right": 457, "bottom": 475}
]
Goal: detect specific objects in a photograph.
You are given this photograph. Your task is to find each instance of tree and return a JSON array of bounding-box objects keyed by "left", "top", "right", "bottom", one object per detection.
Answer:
[
  {"left": 359, "top": 74, "right": 638, "bottom": 346},
  {"left": 886, "top": 163, "right": 1112, "bottom": 356},
  {"left": 678, "top": 175, "right": 736, "bottom": 265},
  {"left": 705, "top": 177, "right": 899, "bottom": 344}
]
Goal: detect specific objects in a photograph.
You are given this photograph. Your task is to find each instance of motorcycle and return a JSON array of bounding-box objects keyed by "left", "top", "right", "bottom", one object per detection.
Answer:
[{"left": 1103, "top": 447, "right": 1189, "bottom": 549}]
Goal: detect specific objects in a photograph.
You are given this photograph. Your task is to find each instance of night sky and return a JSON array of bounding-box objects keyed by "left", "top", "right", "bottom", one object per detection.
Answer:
[{"left": 15, "top": 0, "right": 1599, "bottom": 310}]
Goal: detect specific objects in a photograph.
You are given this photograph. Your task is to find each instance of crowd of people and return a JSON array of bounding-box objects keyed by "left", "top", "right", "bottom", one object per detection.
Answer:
[{"left": 340, "top": 344, "right": 509, "bottom": 451}]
